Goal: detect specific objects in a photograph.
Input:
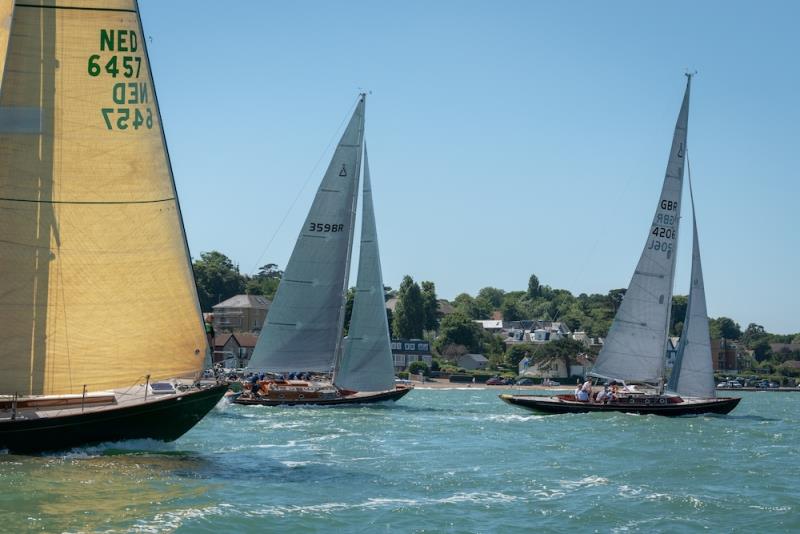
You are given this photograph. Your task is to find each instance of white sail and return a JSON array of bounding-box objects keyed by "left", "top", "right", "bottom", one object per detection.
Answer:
[
  {"left": 591, "top": 76, "right": 691, "bottom": 384},
  {"left": 335, "top": 146, "right": 395, "bottom": 392},
  {"left": 668, "top": 172, "right": 715, "bottom": 397},
  {"left": 248, "top": 98, "right": 365, "bottom": 372}
]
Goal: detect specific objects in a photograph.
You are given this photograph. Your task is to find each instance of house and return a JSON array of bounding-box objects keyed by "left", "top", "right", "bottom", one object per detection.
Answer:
[
  {"left": 503, "top": 320, "right": 573, "bottom": 346},
  {"left": 572, "top": 331, "right": 604, "bottom": 349},
  {"left": 390, "top": 338, "right": 433, "bottom": 371},
  {"left": 213, "top": 332, "right": 259, "bottom": 368},
  {"left": 212, "top": 294, "right": 271, "bottom": 333},
  {"left": 519, "top": 352, "right": 594, "bottom": 379},
  {"left": 529, "top": 321, "right": 571, "bottom": 343},
  {"left": 457, "top": 353, "right": 489, "bottom": 370},
  {"left": 712, "top": 338, "right": 739, "bottom": 371},
  {"left": 475, "top": 319, "right": 503, "bottom": 332}
]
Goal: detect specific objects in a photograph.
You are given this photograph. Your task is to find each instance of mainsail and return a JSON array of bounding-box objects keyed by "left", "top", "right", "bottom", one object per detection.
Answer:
[
  {"left": 335, "top": 146, "right": 395, "bottom": 392},
  {"left": 0, "top": 1, "right": 11, "bottom": 89},
  {"left": 591, "top": 75, "right": 691, "bottom": 384},
  {"left": 248, "top": 97, "right": 365, "bottom": 372},
  {"left": 667, "top": 169, "right": 714, "bottom": 397},
  {"left": 0, "top": 0, "right": 207, "bottom": 396}
]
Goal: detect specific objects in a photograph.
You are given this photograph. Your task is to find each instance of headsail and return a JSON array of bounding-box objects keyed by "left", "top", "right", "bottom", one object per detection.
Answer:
[
  {"left": 0, "top": 1, "right": 207, "bottom": 396},
  {"left": 667, "top": 164, "right": 714, "bottom": 397},
  {"left": 248, "top": 97, "right": 365, "bottom": 372},
  {"left": 335, "top": 146, "right": 395, "bottom": 392},
  {"left": 591, "top": 75, "right": 691, "bottom": 384}
]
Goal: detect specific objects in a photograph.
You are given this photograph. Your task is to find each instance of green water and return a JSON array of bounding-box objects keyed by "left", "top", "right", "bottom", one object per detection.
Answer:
[{"left": 1, "top": 389, "right": 797, "bottom": 532}]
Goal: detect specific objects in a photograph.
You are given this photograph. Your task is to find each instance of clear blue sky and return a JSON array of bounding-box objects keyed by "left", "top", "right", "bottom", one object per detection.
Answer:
[{"left": 140, "top": 0, "right": 799, "bottom": 334}]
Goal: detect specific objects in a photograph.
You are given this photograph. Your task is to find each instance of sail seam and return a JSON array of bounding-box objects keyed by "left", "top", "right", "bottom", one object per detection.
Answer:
[
  {"left": 16, "top": 4, "right": 137, "bottom": 13},
  {"left": 0, "top": 196, "right": 175, "bottom": 205}
]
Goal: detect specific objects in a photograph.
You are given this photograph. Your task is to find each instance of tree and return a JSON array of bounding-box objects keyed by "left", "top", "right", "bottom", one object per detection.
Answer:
[
  {"left": 440, "top": 343, "right": 468, "bottom": 363},
  {"left": 192, "top": 251, "right": 246, "bottom": 312},
  {"left": 607, "top": 288, "right": 626, "bottom": 313},
  {"left": 420, "top": 281, "right": 440, "bottom": 331},
  {"left": 343, "top": 287, "right": 356, "bottom": 335},
  {"left": 453, "top": 293, "right": 487, "bottom": 319},
  {"left": 434, "top": 312, "right": 483, "bottom": 353},
  {"left": 534, "top": 338, "right": 586, "bottom": 377},
  {"left": 501, "top": 299, "right": 524, "bottom": 322},
  {"left": 408, "top": 360, "right": 430, "bottom": 376},
  {"left": 709, "top": 317, "right": 742, "bottom": 340},
  {"left": 742, "top": 323, "right": 767, "bottom": 348},
  {"left": 393, "top": 275, "right": 424, "bottom": 339},
  {"left": 245, "top": 263, "right": 283, "bottom": 300},
  {"left": 477, "top": 287, "right": 505, "bottom": 309},
  {"left": 752, "top": 339, "right": 772, "bottom": 362},
  {"left": 670, "top": 295, "right": 688, "bottom": 336},
  {"left": 506, "top": 343, "right": 536, "bottom": 368},
  {"left": 527, "top": 274, "right": 541, "bottom": 299}
]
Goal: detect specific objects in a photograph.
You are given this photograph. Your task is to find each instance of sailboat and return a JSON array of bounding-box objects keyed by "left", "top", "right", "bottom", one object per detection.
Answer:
[
  {"left": 501, "top": 75, "right": 740, "bottom": 416},
  {"left": 0, "top": 1, "right": 227, "bottom": 453},
  {"left": 235, "top": 96, "right": 411, "bottom": 406}
]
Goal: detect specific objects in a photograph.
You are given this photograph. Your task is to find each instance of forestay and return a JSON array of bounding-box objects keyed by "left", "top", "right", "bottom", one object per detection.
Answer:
[
  {"left": 667, "top": 173, "right": 715, "bottom": 398},
  {"left": 0, "top": 1, "right": 207, "bottom": 396},
  {"left": 335, "top": 147, "right": 395, "bottom": 392},
  {"left": 590, "top": 76, "right": 691, "bottom": 384},
  {"left": 248, "top": 98, "right": 365, "bottom": 372}
]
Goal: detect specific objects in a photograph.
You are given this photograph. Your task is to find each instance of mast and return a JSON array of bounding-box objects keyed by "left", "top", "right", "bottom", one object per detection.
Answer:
[
  {"left": 658, "top": 72, "right": 692, "bottom": 394},
  {"left": 332, "top": 94, "right": 366, "bottom": 382}
]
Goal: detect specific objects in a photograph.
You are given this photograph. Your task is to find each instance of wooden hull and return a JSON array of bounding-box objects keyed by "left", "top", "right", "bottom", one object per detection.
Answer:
[
  {"left": 234, "top": 385, "right": 413, "bottom": 407},
  {"left": 0, "top": 383, "right": 228, "bottom": 454},
  {"left": 499, "top": 394, "right": 740, "bottom": 416}
]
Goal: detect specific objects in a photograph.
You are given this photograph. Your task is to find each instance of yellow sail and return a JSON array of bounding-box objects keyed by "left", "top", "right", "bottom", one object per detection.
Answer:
[
  {"left": 0, "top": 1, "right": 12, "bottom": 89},
  {"left": 0, "top": 1, "right": 207, "bottom": 395}
]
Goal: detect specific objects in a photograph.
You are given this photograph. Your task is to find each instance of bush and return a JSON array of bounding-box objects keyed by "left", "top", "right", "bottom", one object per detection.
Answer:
[{"left": 408, "top": 360, "right": 430, "bottom": 376}]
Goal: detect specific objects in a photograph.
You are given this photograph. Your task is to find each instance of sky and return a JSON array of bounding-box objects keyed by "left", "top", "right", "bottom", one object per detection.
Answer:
[{"left": 139, "top": 0, "right": 799, "bottom": 334}]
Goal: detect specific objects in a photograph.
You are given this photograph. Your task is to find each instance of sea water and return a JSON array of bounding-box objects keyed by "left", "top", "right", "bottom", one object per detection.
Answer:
[{"left": 0, "top": 389, "right": 797, "bottom": 533}]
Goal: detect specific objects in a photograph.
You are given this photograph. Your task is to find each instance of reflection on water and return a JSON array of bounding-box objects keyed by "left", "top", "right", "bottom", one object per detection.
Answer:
[{"left": 0, "top": 447, "right": 215, "bottom": 532}]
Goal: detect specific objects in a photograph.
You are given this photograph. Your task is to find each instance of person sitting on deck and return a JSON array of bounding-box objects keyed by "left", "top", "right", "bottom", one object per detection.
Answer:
[
  {"left": 576, "top": 387, "right": 590, "bottom": 402},
  {"left": 596, "top": 385, "right": 613, "bottom": 404}
]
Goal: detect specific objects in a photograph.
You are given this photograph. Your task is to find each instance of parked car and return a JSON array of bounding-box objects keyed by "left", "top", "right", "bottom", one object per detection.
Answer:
[
  {"left": 542, "top": 379, "right": 561, "bottom": 386},
  {"left": 768, "top": 382, "right": 780, "bottom": 388},
  {"left": 515, "top": 378, "right": 535, "bottom": 386},
  {"left": 486, "top": 377, "right": 510, "bottom": 385}
]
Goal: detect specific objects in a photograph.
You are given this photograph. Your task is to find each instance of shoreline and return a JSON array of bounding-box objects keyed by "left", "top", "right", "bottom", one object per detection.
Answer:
[{"left": 408, "top": 380, "right": 800, "bottom": 393}]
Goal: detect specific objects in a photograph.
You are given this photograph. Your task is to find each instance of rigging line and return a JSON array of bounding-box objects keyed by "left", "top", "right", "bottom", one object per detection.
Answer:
[{"left": 249, "top": 95, "right": 362, "bottom": 274}]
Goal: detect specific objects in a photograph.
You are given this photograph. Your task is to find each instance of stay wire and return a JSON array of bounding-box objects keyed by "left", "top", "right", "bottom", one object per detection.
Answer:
[{"left": 249, "top": 95, "right": 362, "bottom": 274}]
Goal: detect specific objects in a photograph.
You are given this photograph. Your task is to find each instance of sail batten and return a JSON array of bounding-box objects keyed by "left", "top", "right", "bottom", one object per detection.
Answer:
[
  {"left": 248, "top": 99, "right": 365, "bottom": 373},
  {"left": 590, "top": 76, "right": 691, "bottom": 384},
  {"left": 335, "top": 146, "right": 396, "bottom": 392}
]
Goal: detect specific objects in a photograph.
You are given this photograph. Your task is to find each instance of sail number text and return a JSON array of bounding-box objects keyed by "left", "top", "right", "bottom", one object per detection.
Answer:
[
  {"left": 89, "top": 29, "right": 153, "bottom": 131},
  {"left": 651, "top": 226, "right": 675, "bottom": 240},
  {"left": 308, "top": 223, "right": 345, "bottom": 233}
]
